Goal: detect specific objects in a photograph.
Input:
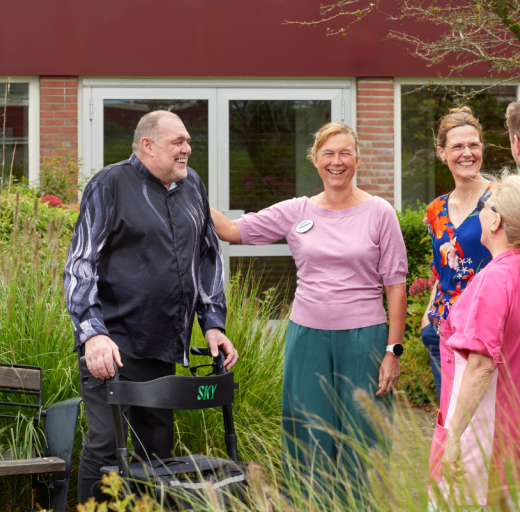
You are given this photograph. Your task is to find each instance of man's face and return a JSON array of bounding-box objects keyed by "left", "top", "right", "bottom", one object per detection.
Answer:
[{"left": 149, "top": 116, "right": 192, "bottom": 185}]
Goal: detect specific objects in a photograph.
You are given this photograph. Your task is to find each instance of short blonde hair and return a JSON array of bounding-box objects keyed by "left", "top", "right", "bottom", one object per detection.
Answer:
[
  {"left": 435, "top": 106, "right": 484, "bottom": 155},
  {"left": 307, "top": 122, "right": 360, "bottom": 162},
  {"left": 491, "top": 171, "right": 520, "bottom": 248}
]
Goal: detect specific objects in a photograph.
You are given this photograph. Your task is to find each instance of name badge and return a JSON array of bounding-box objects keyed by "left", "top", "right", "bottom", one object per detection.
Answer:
[{"left": 296, "top": 220, "right": 313, "bottom": 234}]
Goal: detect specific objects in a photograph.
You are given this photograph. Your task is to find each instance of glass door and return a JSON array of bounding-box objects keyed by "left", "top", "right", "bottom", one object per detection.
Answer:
[
  {"left": 83, "top": 82, "right": 350, "bottom": 292},
  {"left": 217, "top": 88, "right": 346, "bottom": 294},
  {"left": 85, "top": 88, "right": 217, "bottom": 204}
]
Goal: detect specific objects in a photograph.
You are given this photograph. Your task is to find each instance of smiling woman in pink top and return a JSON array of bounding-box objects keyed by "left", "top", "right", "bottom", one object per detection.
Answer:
[
  {"left": 428, "top": 168, "right": 520, "bottom": 509},
  {"left": 211, "top": 122, "right": 408, "bottom": 494}
]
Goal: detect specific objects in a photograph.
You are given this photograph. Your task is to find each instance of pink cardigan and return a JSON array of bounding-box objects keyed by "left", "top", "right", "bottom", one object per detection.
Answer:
[{"left": 235, "top": 196, "right": 408, "bottom": 330}]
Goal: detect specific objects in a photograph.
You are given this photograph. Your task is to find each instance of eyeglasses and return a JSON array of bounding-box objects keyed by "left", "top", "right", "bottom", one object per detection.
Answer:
[
  {"left": 477, "top": 195, "right": 498, "bottom": 214},
  {"left": 445, "top": 143, "right": 482, "bottom": 153}
]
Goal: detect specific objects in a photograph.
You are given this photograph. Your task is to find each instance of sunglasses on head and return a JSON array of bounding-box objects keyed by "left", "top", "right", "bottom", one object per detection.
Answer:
[
  {"left": 477, "top": 195, "right": 503, "bottom": 229},
  {"left": 477, "top": 195, "right": 498, "bottom": 213}
]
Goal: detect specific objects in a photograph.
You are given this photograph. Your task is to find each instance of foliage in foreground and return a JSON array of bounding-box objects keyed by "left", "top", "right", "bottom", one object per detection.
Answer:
[
  {"left": 0, "top": 190, "right": 438, "bottom": 509},
  {"left": 0, "top": 193, "right": 290, "bottom": 510},
  {"left": 73, "top": 392, "right": 520, "bottom": 512}
]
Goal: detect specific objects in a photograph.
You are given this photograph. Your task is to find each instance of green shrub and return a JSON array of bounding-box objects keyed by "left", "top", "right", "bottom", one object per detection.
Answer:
[
  {"left": 0, "top": 189, "right": 78, "bottom": 247},
  {"left": 396, "top": 204, "right": 432, "bottom": 286},
  {"left": 398, "top": 332, "right": 437, "bottom": 404},
  {"left": 398, "top": 257, "right": 437, "bottom": 404},
  {"left": 39, "top": 150, "right": 86, "bottom": 204}
]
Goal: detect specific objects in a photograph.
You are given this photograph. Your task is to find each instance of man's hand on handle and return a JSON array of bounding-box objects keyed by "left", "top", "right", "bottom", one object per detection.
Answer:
[
  {"left": 204, "top": 328, "right": 239, "bottom": 370},
  {"left": 84, "top": 334, "right": 123, "bottom": 379}
]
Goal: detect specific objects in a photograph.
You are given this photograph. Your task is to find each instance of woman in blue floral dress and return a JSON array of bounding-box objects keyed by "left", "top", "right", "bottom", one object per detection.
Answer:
[{"left": 422, "top": 107, "right": 493, "bottom": 400}]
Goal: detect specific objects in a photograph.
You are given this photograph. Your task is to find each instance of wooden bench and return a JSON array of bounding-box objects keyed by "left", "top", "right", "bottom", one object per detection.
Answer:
[
  {"left": 0, "top": 456, "right": 66, "bottom": 476},
  {"left": 0, "top": 363, "right": 82, "bottom": 512}
]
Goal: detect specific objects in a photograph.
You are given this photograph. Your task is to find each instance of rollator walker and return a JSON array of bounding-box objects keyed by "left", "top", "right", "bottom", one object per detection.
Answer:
[{"left": 82, "top": 347, "right": 246, "bottom": 508}]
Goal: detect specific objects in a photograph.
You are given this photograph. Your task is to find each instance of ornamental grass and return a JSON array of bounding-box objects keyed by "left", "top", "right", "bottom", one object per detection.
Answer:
[{"left": 0, "top": 190, "right": 449, "bottom": 510}]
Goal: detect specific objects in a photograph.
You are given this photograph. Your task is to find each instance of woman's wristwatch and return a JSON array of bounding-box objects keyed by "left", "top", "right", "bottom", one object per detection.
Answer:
[{"left": 386, "top": 344, "right": 404, "bottom": 356}]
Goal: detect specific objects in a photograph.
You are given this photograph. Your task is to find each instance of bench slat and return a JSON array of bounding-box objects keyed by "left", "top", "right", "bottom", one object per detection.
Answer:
[
  {"left": 0, "top": 368, "right": 41, "bottom": 392},
  {"left": 0, "top": 457, "right": 65, "bottom": 476}
]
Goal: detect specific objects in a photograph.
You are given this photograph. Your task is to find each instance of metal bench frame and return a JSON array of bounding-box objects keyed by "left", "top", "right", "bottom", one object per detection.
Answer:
[{"left": 0, "top": 363, "right": 82, "bottom": 512}]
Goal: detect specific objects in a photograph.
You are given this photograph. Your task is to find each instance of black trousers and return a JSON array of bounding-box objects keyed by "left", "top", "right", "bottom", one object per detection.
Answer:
[{"left": 78, "top": 349, "right": 176, "bottom": 504}]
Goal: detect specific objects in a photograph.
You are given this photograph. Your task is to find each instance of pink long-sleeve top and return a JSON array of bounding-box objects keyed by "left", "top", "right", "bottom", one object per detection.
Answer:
[{"left": 234, "top": 196, "right": 408, "bottom": 330}]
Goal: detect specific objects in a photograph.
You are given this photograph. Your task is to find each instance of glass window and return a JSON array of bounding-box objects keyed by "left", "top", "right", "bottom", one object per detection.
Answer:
[
  {"left": 104, "top": 99, "right": 209, "bottom": 189},
  {"left": 228, "top": 100, "right": 329, "bottom": 291},
  {"left": 401, "top": 85, "right": 517, "bottom": 210},
  {"left": 0, "top": 83, "right": 29, "bottom": 183},
  {"left": 229, "top": 100, "right": 330, "bottom": 213},
  {"left": 230, "top": 256, "right": 297, "bottom": 308}
]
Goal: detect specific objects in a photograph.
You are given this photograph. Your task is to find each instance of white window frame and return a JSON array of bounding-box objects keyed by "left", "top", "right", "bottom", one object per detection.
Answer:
[
  {"left": 0, "top": 76, "right": 40, "bottom": 184},
  {"left": 81, "top": 78, "right": 353, "bottom": 279},
  {"left": 83, "top": 87, "right": 218, "bottom": 202},
  {"left": 394, "top": 77, "right": 520, "bottom": 211},
  {"left": 81, "top": 78, "right": 353, "bottom": 206},
  {"left": 217, "top": 86, "right": 347, "bottom": 261}
]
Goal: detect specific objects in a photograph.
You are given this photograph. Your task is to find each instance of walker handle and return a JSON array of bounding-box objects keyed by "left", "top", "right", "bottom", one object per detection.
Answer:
[
  {"left": 79, "top": 355, "right": 120, "bottom": 381},
  {"left": 190, "top": 346, "right": 227, "bottom": 375}
]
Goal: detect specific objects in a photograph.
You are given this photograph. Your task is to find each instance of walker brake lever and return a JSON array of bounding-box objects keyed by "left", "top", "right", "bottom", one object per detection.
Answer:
[{"left": 190, "top": 346, "right": 228, "bottom": 375}]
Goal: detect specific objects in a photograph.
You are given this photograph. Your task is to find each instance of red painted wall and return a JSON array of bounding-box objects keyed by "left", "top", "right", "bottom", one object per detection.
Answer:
[{"left": 1, "top": 0, "right": 463, "bottom": 77}]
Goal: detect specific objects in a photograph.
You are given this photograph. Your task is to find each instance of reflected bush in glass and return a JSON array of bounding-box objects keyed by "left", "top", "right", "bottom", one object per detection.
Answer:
[
  {"left": 229, "top": 100, "right": 330, "bottom": 213},
  {"left": 401, "top": 85, "right": 516, "bottom": 210}
]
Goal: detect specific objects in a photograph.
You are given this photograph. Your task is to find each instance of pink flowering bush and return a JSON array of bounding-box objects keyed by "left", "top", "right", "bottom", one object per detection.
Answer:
[
  {"left": 242, "top": 173, "right": 258, "bottom": 190},
  {"left": 408, "top": 274, "right": 436, "bottom": 297},
  {"left": 40, "top": 194, "right": 64, "bottom": 208},
  {"left": 262, "top": 175, "right": 276, "bottom": 188}
]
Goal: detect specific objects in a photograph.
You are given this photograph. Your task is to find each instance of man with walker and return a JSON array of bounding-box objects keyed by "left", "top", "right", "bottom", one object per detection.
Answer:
[{"left": 64, "top": 110, "right": 238, "bottom": 503}]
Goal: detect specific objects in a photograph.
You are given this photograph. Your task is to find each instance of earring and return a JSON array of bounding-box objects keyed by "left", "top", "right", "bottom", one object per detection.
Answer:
[{"left": 491, "top": 228, "right": 495, "bottom": 234}]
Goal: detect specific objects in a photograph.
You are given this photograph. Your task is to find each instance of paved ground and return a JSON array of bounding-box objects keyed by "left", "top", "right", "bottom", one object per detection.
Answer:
[{"left": 395, "top": 392, "right": 437, "bottom": 438}]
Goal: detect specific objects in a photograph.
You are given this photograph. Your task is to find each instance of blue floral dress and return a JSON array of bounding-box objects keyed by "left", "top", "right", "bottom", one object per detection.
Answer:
[{"left": 426, "top": 184, "right": 494, "bottom": 323}]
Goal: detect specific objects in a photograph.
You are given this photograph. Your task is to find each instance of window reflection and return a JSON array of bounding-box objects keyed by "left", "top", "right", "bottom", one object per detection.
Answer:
[
  {"left": 229, "top": 100, "right": 330, "bottom": 213},
  {"left": 0, "top": 83, "right": 29, "bottom": 183},
  {"left": 103, "top": 99, "right": 209, "bottom": 189},
  {"left": 401, "top": 85, "right": 517, "bottom": 210},
  {"left": 230, "top": 256, "right": 297, "bottom": 309}
]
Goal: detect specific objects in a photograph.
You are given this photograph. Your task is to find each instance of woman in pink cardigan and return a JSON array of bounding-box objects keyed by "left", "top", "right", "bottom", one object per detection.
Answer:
[{"left": 211, "top": 122, "right": 408, "bottom": 495}]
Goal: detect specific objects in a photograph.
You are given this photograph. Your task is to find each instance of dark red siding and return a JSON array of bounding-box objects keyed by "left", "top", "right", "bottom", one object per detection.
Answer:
[{"left": 2, "top": 0, "right": 452, "bottom": 77}]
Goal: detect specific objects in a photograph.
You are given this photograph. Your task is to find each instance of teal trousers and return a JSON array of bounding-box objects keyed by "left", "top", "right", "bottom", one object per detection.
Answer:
[{"left": 281, "top": 321, "right": 392, "bottom": 494}]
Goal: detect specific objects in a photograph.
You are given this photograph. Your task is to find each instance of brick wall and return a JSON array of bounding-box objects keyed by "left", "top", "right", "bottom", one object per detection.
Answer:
[
  {"left": 356, "top": 78, "right": 394, "bottom": 203},
  {"left": 40, "top": 77, "right": 78, "bottom": 160}
]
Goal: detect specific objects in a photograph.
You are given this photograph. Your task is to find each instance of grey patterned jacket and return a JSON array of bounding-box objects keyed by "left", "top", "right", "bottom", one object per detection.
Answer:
[{"left": 64, "top": 154, "right": 226, "bottom": 366}]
